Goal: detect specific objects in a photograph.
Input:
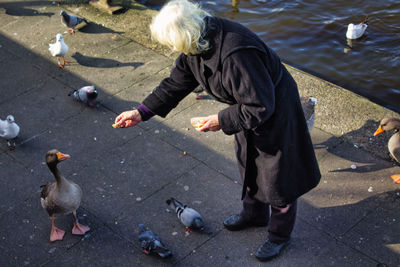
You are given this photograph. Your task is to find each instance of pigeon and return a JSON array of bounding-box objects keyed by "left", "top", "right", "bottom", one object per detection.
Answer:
[
  {"left": 68, "top": 85, "right": 98, "bottom": 107},
  {"left": 0, "top": 115, "right": 20, "bottom": 150},
  {"left": 138, "top": 224, "right": 172, "bottom": 258},
  {"left": 166, "top": 197, "right": 204, "bottom": 231},
  {"left": 49, "top": 33, "right": 69, "bottom": 68},
  {"left": 346, "top": 16, "right": 368, "bottom": 40},
  {"left": 300, "top": 97, "right": 317, "bottom": 132},
  {"left": 60, "top": 10, "right": 87, "bottom": 34}
]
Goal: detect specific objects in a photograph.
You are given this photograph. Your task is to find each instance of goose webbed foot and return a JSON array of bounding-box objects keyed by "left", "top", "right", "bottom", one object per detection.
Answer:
[
  {"left": 50, "top": 216, "right": 65, "bottom": 242},
  {"left": 50, "top": 227, "right": 65, "bottom": 242},
  {"left": 72, "top": 222, "right": 90, "bottom": 235},
  {"left": 72, "top": 211, "right": 90, "bottom": 235}
]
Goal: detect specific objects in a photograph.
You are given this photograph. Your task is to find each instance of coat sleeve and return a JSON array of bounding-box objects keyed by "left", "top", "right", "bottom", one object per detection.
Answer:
[
  {"left": 142, "top": 54, "right": 199, "bottom": 117},
  {"left": 218, "top": 49, "right": 276, "bottom": 135}
]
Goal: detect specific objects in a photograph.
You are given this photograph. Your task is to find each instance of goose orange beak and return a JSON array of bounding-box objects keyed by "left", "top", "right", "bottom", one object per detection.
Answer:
[
  {"left": 56, "top": 152, "right": 70, "bottom": 161},
  {"left": 373, "top": 126, "right": 384, "bottom": 136},
  {"left": 391, "top": 175, "right": 400, "bottom": 184}
]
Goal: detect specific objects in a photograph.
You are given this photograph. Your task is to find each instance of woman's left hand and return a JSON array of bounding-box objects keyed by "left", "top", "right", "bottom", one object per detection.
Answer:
[{"left": 196, "top": 114, "right": 221, "bottom": 132}]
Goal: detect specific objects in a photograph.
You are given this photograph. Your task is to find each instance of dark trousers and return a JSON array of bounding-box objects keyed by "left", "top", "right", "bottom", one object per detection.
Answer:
[{"left": 240, "top": 192, "right": 297, "bottom": 244}]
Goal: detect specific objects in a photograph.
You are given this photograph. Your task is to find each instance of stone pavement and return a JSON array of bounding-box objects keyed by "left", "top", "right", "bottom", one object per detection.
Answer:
[{"left": 0, "top": 1, "right": 399, "bottom": 266}]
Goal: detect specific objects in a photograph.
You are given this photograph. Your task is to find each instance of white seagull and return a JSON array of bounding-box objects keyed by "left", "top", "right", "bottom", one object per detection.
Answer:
[
  {"left": 346, "top": 17, "right": 369, "bottom": 40},
  {"left": 49, "top": 33, "right": 69, "bottom": 68},
  {"left": 0, "top": 115, "right": 20, "bottom": 150}
]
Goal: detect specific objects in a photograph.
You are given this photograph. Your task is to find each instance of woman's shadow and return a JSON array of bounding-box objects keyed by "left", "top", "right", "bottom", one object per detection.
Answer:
[
  {"left": 315, "top": 119, "right": 399, "bottom": 173},
  {"left": 71, "top": 52, "right": 144, "bottom": 69}
]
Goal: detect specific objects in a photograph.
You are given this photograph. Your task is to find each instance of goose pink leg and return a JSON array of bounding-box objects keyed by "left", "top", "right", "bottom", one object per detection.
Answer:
[
  {"left": 72, "top": 211, "right": 90, "bottom": 235},
  {"left": 50, "top": 215, "right": 65, "bottom": 242}
]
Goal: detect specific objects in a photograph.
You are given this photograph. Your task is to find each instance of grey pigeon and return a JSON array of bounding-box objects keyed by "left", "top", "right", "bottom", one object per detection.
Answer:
[
  {"left": 166, "top": 197, "right": 204, "bottom": 230},
  {"left": 60, "top": 10, "right": 87, "bottom": 34},
  {"left": 300, "top": 97, "right": 317, "bottom": 132},
  {"left": 68, "top": 85, "right": 98, "bottom": 107},
  {"left": 138, "top": 224, "right": 172, "bottom": 258},
  {"left": 0, "top": 115, "right": 20, "bottom": 150}
]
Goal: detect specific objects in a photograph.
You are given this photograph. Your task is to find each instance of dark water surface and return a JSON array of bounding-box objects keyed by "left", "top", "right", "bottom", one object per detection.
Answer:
[{"left": 139, "top": 0, "right": 400, "bottom": 113}]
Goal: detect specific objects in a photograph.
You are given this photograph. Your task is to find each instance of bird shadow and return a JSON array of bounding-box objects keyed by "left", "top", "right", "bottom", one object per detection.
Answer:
[
  {"left": 315, "top": 119, "right": 398, "bottom": 173},
  {"left": 0, "top": 3, "right": 53, "bottom": 17},
  {"left": 71, "top": 52, "right": 144, "bottom": 69},
  {"left": 78, "top": 22, "right": 124, "bottom": 35}
]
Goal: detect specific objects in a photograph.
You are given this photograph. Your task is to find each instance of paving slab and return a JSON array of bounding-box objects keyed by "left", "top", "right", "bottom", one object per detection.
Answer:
[
  {"left": 176, "top": 217, "right": 378, "bottom": 266},
  {"left": 0, "top": 153, "right": 38, "bottom": 216},
  {"left": 158, "top": 98, "right": 240, "bottom": 181},
  {"left": 0, "top": 76, "right": 86, "bottom": 152},
  {"left": 0, "top": 196, "right": 91, "bottom": 267},
  {"left": 75, "top": 132, "right": 200, "bottom": 222},
  {"left": 6, "top": 104, "right": 140, "bottom": 175},
  {"left": 62, "top": 40, "right": 172, "bottom": 96},
  {"left": 113, "top": 163, "right": 241, "bottom": 264},
  {"left": 299, "top": 140, "right": 399, "bottom": 237},
  {"left": 43, "top": 222, "right": 141, "bottom": 267},
  {"left": 340, "top": 190, "right": 400, "bottom": 266}
]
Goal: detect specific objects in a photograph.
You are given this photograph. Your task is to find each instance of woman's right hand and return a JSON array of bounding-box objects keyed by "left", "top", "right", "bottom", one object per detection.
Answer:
[{"left": 114, "top": 109, "right": 142, "bottom": 128}]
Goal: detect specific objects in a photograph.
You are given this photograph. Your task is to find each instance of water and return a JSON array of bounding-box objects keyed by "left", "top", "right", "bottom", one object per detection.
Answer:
[{"left": 139, "top": 0, "right": 400, "bottom": 113}]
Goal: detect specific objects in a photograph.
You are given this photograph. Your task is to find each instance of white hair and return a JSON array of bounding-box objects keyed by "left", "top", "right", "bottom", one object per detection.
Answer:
[{"left": 150, "top": 0, "right": 211, "bottom": 54}]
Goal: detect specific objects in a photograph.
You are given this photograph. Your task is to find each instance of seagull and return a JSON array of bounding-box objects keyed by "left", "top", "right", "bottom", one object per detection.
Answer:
[
  {"left": 0, "top": 115, "right": 20, "bottom": 150},
  {"left": 346, "top": 16, "right": 368, "bottom": 40},
  {"left": 49, "top": 33, "right": 69, "bottom": 68},
  {"left": 60, "top": 10, "right": 87, "bottom": 34},
  {"left": 138, "top": 224, "right": 172, "bottom": 258},
  {"left": 68, "top": 85, "right": 98, "bottom": 107},
  {"left": 166, "top": 197, "right": 204, "bottom": 231}
]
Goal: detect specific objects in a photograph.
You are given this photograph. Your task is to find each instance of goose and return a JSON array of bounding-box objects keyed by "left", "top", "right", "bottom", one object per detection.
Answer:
[
  {"left": 49, "top": 33, "right": 69, "bottom": 68},
  {"left": 0, "top": 115, "right": 20, "bottom": 150},
  {"left": 346, "top": 17, "right": 368, "bottom": 40},
  {"left": 300, "top": 97, "right": 317, "bottom": 132},
  {"left": 374, "top": 117, "right": 400, "bottom": 163},
  {"left": 374, "top": 117, "right": 400, "bottom": 183},
  {"left": 40, "top": 149, "right": 90, "bottom": 242}
]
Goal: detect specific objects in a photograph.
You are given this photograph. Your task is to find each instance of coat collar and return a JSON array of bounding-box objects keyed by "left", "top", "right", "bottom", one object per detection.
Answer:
[{"left": 189, "top": 16, "right": 223, "bottom": 73}]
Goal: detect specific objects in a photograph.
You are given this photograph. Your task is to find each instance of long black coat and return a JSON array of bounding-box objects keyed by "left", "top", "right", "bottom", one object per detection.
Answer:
[{"left": 143, "top": 17, "right": 321, "bottom": 206}]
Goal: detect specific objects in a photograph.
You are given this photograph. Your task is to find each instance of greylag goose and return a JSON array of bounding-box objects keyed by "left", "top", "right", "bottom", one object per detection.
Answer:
[
  {"left": 374, "top": 117, "right": 400, "bottom": 183},
  {"left": 40, "top": 149, "right": 90, "bottom": 242},
  {"left": 300, "top": 97, "right": 317, "bottom": 132}
]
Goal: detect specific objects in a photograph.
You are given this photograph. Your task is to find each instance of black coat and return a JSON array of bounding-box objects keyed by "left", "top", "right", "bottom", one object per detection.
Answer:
[{"left": 143, "top": 17, "right": 321, "bottom": 206}]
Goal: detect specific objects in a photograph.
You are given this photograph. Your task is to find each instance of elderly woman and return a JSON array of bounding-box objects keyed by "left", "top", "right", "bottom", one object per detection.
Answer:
[{"left": 115, "top": 0, "right": 320, "bottom": 261}]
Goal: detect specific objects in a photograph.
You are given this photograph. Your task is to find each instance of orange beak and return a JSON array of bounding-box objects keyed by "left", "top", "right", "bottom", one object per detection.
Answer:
[
  {"left": 56, "top": 152, "right": 70, "bottom": 161},
  {"left": 373, "top": 126, "right": 384, "bottom": 136}
]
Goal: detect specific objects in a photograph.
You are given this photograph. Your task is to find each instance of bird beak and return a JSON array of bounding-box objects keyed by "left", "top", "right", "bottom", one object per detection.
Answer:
[
  {"left": 56, "top": 152, "right": 70, "bottom": 161},
  {"left": 373, "top": 126, "right": 384, "bottom": 136}
]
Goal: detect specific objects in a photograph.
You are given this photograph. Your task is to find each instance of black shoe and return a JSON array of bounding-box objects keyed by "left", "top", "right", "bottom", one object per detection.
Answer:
[
  {"left": 255, "top": 239, "right": 290, "bottom": 261},
  {"left": 223, "top": 214, "right": 268, "bottom": 231}
]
